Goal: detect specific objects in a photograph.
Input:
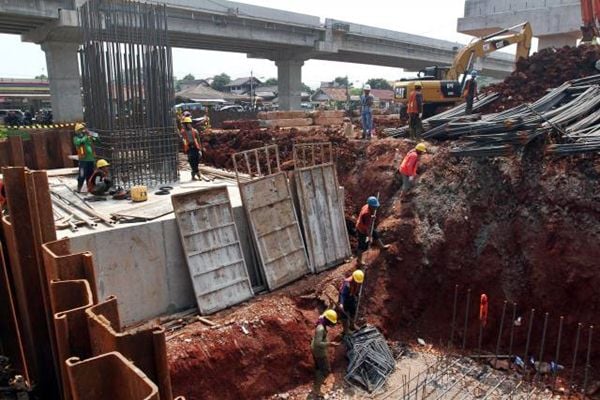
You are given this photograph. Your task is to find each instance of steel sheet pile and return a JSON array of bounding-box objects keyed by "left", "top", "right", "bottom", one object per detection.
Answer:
[{"left": 343, "top": 325, "right": 395, "bottom": 393}]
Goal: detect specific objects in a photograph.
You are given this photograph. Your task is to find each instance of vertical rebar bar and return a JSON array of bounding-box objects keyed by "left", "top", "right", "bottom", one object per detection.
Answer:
[
  {"left": 538, "top": 312, "right": 549, "bottom": 364},
  {"left": 523, "top": 309, "right": 535, "bottom": 370},
  {"left": 582, "top": 325, "right": 593, "bottom": 395},
  {"left": 552, "top": 315, "right": 564, "bottom": 390},
  {"left": 569, "top": 322, "right": 582, "bottom": 392},
  {"left": 462, "top": 289, "right": 472, "bottom": 350},
  {"left": 508, "top": 302, "right": 517, "bottom": 357},
  {"left": 449, "top": 284, "right": 459, "bottom": 347},
  {"left": 495, "top": 300, "right": 508, "bottom": 357}
]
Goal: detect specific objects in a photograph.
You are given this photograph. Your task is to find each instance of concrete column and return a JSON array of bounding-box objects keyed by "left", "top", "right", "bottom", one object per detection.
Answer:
[
  {"left": 537, "top": 34, "right": 579, "bottom": 50},
  {"left": 41, "top": 41, "right": 83, "bottom": 122},
  {"left": 276, "top": 59, "right": 304, "bottom": 111}
]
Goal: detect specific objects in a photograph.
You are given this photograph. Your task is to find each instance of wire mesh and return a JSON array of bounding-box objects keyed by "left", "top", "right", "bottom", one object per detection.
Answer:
[{"left": 79, "top": 0, "right": 178, "bottom": 188}]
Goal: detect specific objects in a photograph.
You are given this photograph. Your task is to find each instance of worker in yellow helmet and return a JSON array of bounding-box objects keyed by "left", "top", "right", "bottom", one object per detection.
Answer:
[
  {"left": 398, "top": 142, "right": 427, "bottom": 196},
  {"left": 179, "top": 116, "right": 202, "bottom": 180},
  {"left": 311, "top": 309, "right": 339, "bottom": 397},
  {"left": 338, "top": 269, "right": 364, "bottom": 335},
  {"left": 87, "top": 159, "right": 113, "bottom": 196},
  {"left": 73, "top": 122, "right": 97, "bottom": 193}
]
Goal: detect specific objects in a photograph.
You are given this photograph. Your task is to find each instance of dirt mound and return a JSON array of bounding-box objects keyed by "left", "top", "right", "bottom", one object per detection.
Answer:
[{"left": 484, "top": 45, "right": 600, "bottom": 112}]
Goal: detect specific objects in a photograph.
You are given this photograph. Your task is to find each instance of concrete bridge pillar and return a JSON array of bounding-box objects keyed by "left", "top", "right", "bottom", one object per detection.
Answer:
[
  {"left": 276, "top": 58, "right": 304, "bottom": 111},
  {"left": 41, "top": 41, "right": 83, "bottom": 122}
]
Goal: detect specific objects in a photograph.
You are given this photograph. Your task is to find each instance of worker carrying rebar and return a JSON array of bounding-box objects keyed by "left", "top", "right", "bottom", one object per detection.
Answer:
[
  {"left": 73, "top": 122, "right": 97, "bottom": 193},
  {"left": 311, "top": 309, "right": 339, "bottom": 398},
  {"left": 407, "top": 82, "right": 424, "bottom": 139},
  {"left": 179, "top": 116, "right": 202, "bottom": 180},
  {"left": 360, "top": 84, "right": 375, "bottom": 139},
  {"left": 87, "top": 159, "right": 113, "bottom": 196},
  {"left": 355, "top": 196, "right": 390, "bottom": 267},
  {"left": 338, "top": 269, "right": 364, "bottom": 336},
  {"left": 398, "top": 143, "right": 427, "bottom": 196},
  {"left": 463, "top": 71, "right": 479, "bottom": 115}
]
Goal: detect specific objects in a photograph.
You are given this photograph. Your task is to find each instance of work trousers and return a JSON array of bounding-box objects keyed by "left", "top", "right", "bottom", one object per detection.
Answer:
[
  {"left": 77, "top": 160, "right": 95, "bottom": 191},
  {"left": 361, "top": 111, "right": 373, "bottom": 138},
  {"left": 187, "top": 147, "right": 200, "bottom": 174},
  {"left": 312, "top": 353, "right": 330, "bottom": 394},
  {"left": 408, "top": 113, "right": 422, "bottom": 139},
  {"left": 465, "top": 96, "right": 474, "bottom": 115},
  {"left": 91, "top": 179, "right": 113, "bottom": 196},
  {"left": 401, "top": 173, "right": 414, "bottom": 193}
]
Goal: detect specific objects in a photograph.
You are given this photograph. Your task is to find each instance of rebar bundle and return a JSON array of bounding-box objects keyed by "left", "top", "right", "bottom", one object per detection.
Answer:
[
  {"left": 344, "top": 325, "right": 395, "bottom": 393},
  {"left": 79, "top": 0, "right": 179, "bottom": 188}
]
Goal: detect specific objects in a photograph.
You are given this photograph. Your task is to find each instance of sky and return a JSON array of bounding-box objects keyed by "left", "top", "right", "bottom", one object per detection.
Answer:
[{"left": 0, "top": 0, "right": 518, "bottom": 89}]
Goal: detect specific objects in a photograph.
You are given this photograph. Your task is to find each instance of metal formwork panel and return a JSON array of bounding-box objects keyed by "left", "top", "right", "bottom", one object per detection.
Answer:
[
  {"left": 171, "top": 186, "right": 253, "bottom": 314},
  {"left": 240, "top": 172, "right": 311, "bottom": 290},
  {"left": 294, "top": 164, "right": 351, "bottom": 273}
]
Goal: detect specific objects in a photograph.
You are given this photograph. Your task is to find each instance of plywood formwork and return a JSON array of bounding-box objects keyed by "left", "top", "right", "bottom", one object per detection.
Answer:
[
  {"left": 171, "top": 186, "right": 254, "bottom": 315},
  {"left": 292, "top": 143, "right": 351, "bottom": 272},
  {"left": 233, "top": 145, "right": 311, "bottom": 290}
]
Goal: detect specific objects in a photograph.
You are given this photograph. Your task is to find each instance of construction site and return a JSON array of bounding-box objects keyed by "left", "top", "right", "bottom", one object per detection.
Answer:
[{"left": 0, "top": 0, "right": 599, "bottom": 399}]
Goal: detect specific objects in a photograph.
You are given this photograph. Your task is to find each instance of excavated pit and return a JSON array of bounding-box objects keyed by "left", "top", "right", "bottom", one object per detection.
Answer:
[{"left": 168, "top": 134, "right": 600, "bottom": 399}]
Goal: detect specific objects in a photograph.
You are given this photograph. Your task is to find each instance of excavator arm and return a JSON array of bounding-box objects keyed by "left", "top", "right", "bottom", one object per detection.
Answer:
[
  {"left": 446, "top": 22, "right": 533, "bottom": 80},
  {"left": 581, "top": 0, "right": 600, "bottom": 43}
]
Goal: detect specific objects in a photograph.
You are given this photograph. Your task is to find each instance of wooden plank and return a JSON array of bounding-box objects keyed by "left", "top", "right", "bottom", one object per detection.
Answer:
[
  {"left": 240, "top": 172, "right": 310, "bottom": 290},
  {"left": 259, "top": 118, "right": 313, "bottom": 128},
  {"left": 294, "top": 164, "right": 351, "bottom": 273},
  {"left": 113, "top": 200, "right": 174, "bottom": 220},
  {"left": 172, "top": 186, "right": 253, "bottom": 315}
]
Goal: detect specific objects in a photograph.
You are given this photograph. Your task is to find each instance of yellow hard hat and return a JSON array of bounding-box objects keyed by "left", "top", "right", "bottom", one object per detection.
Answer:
[
  {"left": 322, "top": 309, "right": 338, "bottom": 324},
  {"left": 182, "top": 117, "right": 193, "bottom": 123},
  {"left": 415, "top": 143, "right": 427, "bottom": 153},
  {"left": 352, "top": 269, "right": 365, "bottom": 284},
  {"left": 414, "top": 82, "right": 422, "bottom": 89},
  {"left": 75, "top": 123, "right": 86, "bottom": 132},
  {"left": 96, "top": 159, "right": 110, "bottom": 168}
]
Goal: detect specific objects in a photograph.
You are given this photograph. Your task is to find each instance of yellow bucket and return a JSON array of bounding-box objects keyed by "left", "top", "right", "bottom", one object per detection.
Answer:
[{"left": 130, "top": 185, "right": 148, "bottom": 202}]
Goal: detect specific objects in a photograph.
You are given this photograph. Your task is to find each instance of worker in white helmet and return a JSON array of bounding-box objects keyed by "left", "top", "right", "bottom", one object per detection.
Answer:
[{"left": 360, "top": 84, "right": 375, "bottom": 139}]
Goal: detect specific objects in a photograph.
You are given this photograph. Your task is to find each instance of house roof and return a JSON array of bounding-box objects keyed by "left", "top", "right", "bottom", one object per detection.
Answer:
[
  {"left": 370, "top": 89, "right": 394, "bottom": 101},
  {"left": 312, "top": 87, "right": 348, "bottom": 102},
  {"left": 176, "top": 84, "right": 247, "bottom": 102},
  {"left": 225, "top": 77, "right": 262, "bottom": 87}
]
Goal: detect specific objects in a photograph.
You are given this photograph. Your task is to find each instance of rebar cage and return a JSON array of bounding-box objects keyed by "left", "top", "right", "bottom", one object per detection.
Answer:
[{"left": 79, "top": 0, "right": 179, "bottom": 188}]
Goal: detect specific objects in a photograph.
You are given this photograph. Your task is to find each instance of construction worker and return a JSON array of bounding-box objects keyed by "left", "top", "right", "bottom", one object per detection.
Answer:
[
  {"left": 355, "top": 196, "right": 390, "bottom": 267},
  {"left": 399, "top": 143, "right": 427, "bottom": 195},
  {"left": 179, "top": 116, "right": 202, "bottom": 180},
  {"left": 87, "top": 159, "right": 113, "bottom": 196},
  {"left": 360, "top": 84, "right": 375, "bottom": 139},
  {"left": 463, "top": 71, "right": 479, "bottom": 115},
  {"left": 338, "top": 269, "right": 364, "bottom": 335},
  {"left": 407, "top": 82, "right": 424, "bottom": 139},
  {"left": 311, "top": 309, "right": 339, "bottom": 398},
  {"left": 73, "top": 122, "right": 97, "bottom": 193}
]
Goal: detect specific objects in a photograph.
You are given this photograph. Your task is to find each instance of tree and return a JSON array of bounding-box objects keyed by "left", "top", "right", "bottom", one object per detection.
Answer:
[
  {"left": 264, "top": 78, "right": 278, "bottom": 86},
  {"left": 301, "top": 83, "right": 313, "bottom": 94},
  {"left": 334, "top": 76, "right": 349, "bottom": 87},
  {"left": 174, "top": 77, "right": 182, "bottom": 92},
  {"left": 366, "top": 78, "right": 392, "bottom": 90},
  {"left": 211, "top": 73, "right": 231, "bottom": 92},
  {"left": 181, "top": 74, "right": 196, "bottom": 81},
  {"left": 35, "top": 74, "right": 47, "bottom": 80}
]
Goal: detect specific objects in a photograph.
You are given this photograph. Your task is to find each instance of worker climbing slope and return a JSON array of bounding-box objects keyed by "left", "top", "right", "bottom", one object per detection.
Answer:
[
  {"left": 310, "top": 309, "right": 339, "bottom": 399},
  {"left": 355, "top": 196, "right": 390, "bottom": 267},
  {"left": 398, "top": 143, "right": 427, "bottom": 198},
  {"left": 338, "top": 270, "right": 364, "bottom": 336}
]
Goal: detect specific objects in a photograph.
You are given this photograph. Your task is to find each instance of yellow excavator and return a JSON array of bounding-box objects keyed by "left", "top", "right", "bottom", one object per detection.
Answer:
[{"left": 394, "top": 22, "right": 532, "bottom": 117}]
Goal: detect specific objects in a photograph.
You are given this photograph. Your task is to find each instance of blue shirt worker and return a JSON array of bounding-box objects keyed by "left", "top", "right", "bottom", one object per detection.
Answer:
[{"left": 360, "top": 84, "right": 375, "bottom": 139}]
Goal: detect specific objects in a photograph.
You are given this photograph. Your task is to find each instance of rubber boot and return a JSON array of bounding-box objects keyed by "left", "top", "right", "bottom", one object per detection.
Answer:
[
  {"left": 356, "top": 251, "right": 365, "bottom": 267},
  {"left": 191, "top": 172, "right": 198, "bottom": 181}
]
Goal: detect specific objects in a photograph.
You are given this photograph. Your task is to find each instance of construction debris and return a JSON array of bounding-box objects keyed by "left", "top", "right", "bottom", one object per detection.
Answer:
[{"left": 343, "top": 325, "right": 395, "bottom": 393}]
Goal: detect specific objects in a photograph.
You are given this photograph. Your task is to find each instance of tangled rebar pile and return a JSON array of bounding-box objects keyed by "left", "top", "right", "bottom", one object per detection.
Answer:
[{"left": 344, "top": 325, "right": 395, "bottom": 393}]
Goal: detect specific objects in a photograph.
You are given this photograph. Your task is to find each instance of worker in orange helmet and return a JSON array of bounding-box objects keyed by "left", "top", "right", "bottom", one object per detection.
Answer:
[
  {"left": 311, "top": 309, "right": 339, "bottom": 398},
  {"left": 407, "top": 82, "right": 424, "bottom": 139},
  {"left": 179, "top": 116, "right": 202, "bottom": 180},
  {"left": 355, "top": 196, "right": 390, "bottom": 267},
  {"left": 398, "top": 143, "right": 427, "bottom": 196},
  {"left": 338, "top": 269, "right": 364, "bottom": 335}
]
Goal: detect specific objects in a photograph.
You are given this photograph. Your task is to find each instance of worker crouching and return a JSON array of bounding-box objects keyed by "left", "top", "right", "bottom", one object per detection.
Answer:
[
  {"left": 311, "top": 309, "right": 339, "bottom": 398},
  {"left": 338, "top": 270, "right": 364, "bottom": 336},
  {"left": 398, "top": 143, "right": 427, "bottom": 197},
  {"left": 355, "top": 196, "right": 390, "bottom": 267},
  {"left": 88, "top": 159, "right": 113, "bottom": 196},
  {"left": 180, "top": 117, "right": 202, "bottom": 180}
]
